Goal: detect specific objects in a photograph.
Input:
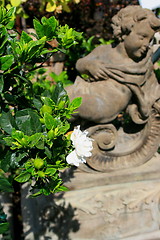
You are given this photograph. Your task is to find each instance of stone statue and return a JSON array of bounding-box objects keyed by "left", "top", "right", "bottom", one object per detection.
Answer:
[{"left": 66, "top": 6, "right": 160, "bottom": 172}]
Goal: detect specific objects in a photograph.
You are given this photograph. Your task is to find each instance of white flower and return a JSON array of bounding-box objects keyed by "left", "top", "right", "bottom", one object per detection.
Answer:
[{"left": 66, "top": 125, "right": 93, "bottom": 166}]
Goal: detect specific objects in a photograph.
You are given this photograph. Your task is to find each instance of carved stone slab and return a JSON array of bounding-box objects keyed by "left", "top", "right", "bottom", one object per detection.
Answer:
[{"left": 20, "top": 153, "right": 160, "bottom": 240}]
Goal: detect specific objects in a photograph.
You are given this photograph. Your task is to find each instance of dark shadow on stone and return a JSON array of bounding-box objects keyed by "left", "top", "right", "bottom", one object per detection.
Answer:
[
  {"left": 21, "top": 168, "right": 80, "bottom": 240},
  {"left": 60, "top": 166, "right": 77, "bottom": 184},
  {"left": 40, "top": 201, "right": 80, "bottom": 240}
]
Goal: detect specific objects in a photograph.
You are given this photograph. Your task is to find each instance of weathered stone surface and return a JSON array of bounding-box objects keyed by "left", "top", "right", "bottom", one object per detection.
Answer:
[
  {"left": 66, "top": 6, "right": 160, "bottom": 170},
  {"left": 21, "top": 153, "right": 160, "bottom": 240}
]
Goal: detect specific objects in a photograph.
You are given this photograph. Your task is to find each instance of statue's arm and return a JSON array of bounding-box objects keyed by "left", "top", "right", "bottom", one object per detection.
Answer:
[
  {"left": 76, "top": 56, "right": 92, "bottom": 75},
  {"left": 76, "top": 45, "right": 110, "bottom": 81}
]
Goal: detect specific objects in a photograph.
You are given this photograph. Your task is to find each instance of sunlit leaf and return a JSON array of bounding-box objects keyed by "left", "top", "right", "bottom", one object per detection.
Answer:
[
  {"left": 15, "top": 171, "right": 31, "bottom": 183},
  {"left": 46, "top": 2, "right": 56, "bottom": 12},
  {"left": 33, "top": 19, "right": 44, "bottom": 39},
  {"left": 69, "top": 97, "right": 82, "bottom": 110},
  {"left": 44, "top": 112, "right": 56, "bottom": 130},
  {"left": 0, "top": 55, "right": 14, "bottom": 71},
  {"left": 10, "top": 0, "right": 21, "bottom": 7}
]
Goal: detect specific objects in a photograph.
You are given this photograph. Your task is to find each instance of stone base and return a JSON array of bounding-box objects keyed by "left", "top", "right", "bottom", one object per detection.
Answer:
[
  {"left": 59, "top": 179, "right": 160, "bottom": 239},
  {"left": 21, "top": 153, "right": 160, "bottom": 240}
]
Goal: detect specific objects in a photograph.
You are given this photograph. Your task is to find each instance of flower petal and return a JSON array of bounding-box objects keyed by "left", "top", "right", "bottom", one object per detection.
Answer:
[{"left": 67, "top": 125, "right": 93, "bottom": 166}]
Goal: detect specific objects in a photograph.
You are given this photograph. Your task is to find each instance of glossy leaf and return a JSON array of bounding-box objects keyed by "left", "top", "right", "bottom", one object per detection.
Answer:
[
  {"left": 33, "top": 19, "right": 44, "bottom": 39},
  {"left": 44, "top": 112, "right": 56, "bottom": 130},
  {"left": 0, "top": 112, "right": 17, "bottom": 135},
  {"left": 0, "top": 75, "right": 4, "bottom": 93},
  {"left": 0, "top": 151, "right": 12, "bottom": 172},
  {"left": 69, "top": 97, "right": 82, "bottom": 111},
  {"left": 0, "top": 173, "right": 13, "bottom": 192},
  {"left": 15, "top": 109, "right": 42, "bottom": 135},
  {"left": 15, "top": 172, "right": 31, "bottom": 183},
  {"left": 44, "top": 146, "right": 52, "bottom": 159},
  {"left": 0, "top": 222, "right": 9, "bottom": 234},
  {"left": 47, "top": 16, "right": 58, "bottom": 33},
  {"left": 29, "top": 133, "right": 43, "bottom": 147},
  {"left": 10, "top": 152, "right": 28, "bottom": 168},
  {"left": 0, "top": 55, "right": 14, "bottom": 71},
  {"left": 52, "top": 82, "right": 67, "bottom": 104},
  {"left": 5, "top": 6, "right": 16, "bottom": 17},
  {"left": 45, "top": 167, "right": 57, "bottom": 176},
  {"left": 58, "top": 122, "right": 70, "bottom": 135},
  {"left": 20, "top": 31, "right": 32, "bottom": 44}
]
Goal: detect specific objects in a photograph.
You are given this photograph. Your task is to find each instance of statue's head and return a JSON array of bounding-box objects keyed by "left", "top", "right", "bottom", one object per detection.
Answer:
[
  {"left": 112, "top": 6, "right": 160, "bottom": 42},
  {"left": 111, "top": 6, "right": 160, "bottom": 61}
]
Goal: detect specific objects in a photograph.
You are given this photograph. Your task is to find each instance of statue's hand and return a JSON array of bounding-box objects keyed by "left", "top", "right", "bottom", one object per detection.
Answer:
[{"left": 88, "top": 60, "right": 109, "bottom": 81}]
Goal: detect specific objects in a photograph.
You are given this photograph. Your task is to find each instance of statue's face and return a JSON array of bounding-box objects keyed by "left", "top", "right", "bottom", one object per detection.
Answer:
[{"left": 124, "top": 21, "right": 155, "bottom": 61}]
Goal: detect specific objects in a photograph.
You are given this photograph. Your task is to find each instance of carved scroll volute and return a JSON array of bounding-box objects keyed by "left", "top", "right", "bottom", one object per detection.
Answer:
[
  {"left": 83, "top": 111, "right": 160, "bottom": 172},
  {"left": 87, "top": 124, "right": 117, "bottom": 151}
]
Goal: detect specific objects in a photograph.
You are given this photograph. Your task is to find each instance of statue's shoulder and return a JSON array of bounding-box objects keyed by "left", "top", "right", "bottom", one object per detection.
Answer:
[
  {"left": 94, "top": 44, "right": 112, "bottom": 52},
  {"left": 91, "top": 44, "right": 113, "bottom": 59}
]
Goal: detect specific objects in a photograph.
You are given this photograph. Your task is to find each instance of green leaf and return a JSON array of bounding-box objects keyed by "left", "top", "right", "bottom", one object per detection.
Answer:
[
  {"left": 35, "top": 139, "right": 45, "bottom": 149},
  {"left": 15, "top": 172, "right": 31, "bottom": 183},
  {"left": 10, "top": 152, "right": 28, "bottom": 167},
  {"left": 40, "top": 16, "right": 58, "bottom": 40},
  {"left": 0, "top": 55, "right": 14, "bottom": 71},
  {"left": 69, "top": 97, "right": 82, "bottom": 111},
  {"left": 42, "top": 187, "right": 50, "bottom": 195},
  {"left": 0, "top": 173, "right": 13, "bottom": 192},
  {"left": 0, "top": 111, "right": 17, "bottom": 135},
  {"left": 0, "top": 74, "right": 4, "bottom": 93},
  {"left": 41, "top": 97, "right": 54, "bottom": 107},
  {"left": 6, "top": 7, "right": 16, "bottom": 18},
  {"left": 44, "top": 146, "right": 52, "bottom": 159},
  {"left": 0, "top": 151, "right": 12, "bottom": 172},
  {"left": 56, "top": 185, "right": 68, "bottom": 192},
  {"left": 10, "top": 0, "right": 21, "bottom": 7},
  {"left": 46, "top": 2, "right": 56, "bottom": 12},
  {"left": 33, "top": 98, "right": 43, "bottom": 110},
  {"left": 29, "top": 133, "right": 43, "bottom": 148},
  {"left": 44, "top": 112, "right": 56, "bottom": 130},
  {"left": 0, "top": 222, "right": 9, "bottom": 234},
  {"left": 3, "top": 136, "right": 13, "bottom": 147},
  {"left": 30, "top": 190, "right": 42, "bottom": 197},
  {"left": 33, "top": 19, "right": 44, "bottom": 39},
  {"left": 45, "top": 167, "right": 57, "bottom": 176},
  {"left": 41, "top": 16, "right": 48, "bottom": 26},
  {"left": 58, "top": 122, "right": 70, "bottom": 135},
  {"left": 47, "top": 16, "right": 58, "bottom": 33},
  {"left": 20, "top": 31, "right": 32, "bottom": 44},
  {"left": 11, "top": 129, "right": 24, "bottom": 140},
  {"left": 6, "top": 20, "right": 15, "bottom": 29},
  {"left": 27, "top": 37, "right": 46, "bottom": 59},
  {"left": 52, "top": 82, "right": 67, "bottom": 104},
  {"left": 40, "top": 48, "right": 57, "bottom": 55},
  {"left": 15, "top": 109, "right": 42, "bottom": 135},
  {"left": 0, "top": 30, "right": 8, "bottom": 52}
]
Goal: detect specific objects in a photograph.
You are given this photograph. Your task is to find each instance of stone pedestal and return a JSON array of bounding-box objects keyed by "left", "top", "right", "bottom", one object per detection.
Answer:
[{"left": 21, "top": 153, "right": 160, "bottom": 240}]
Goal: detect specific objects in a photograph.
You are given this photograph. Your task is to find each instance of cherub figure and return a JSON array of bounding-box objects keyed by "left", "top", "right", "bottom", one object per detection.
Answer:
[{"left": 67, "top": 6, "right": 160, "bottom": 125}]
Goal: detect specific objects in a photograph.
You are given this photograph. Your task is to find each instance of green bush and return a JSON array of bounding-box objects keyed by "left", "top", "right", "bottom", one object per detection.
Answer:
[{"left": 0, "top": 6, "right": 82, "bottom": 237}]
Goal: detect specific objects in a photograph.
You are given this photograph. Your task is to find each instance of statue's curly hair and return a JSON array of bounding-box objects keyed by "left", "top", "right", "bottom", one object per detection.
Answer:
[{"left": 111, "top": 5, "right": 160, "bottom": 41}]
